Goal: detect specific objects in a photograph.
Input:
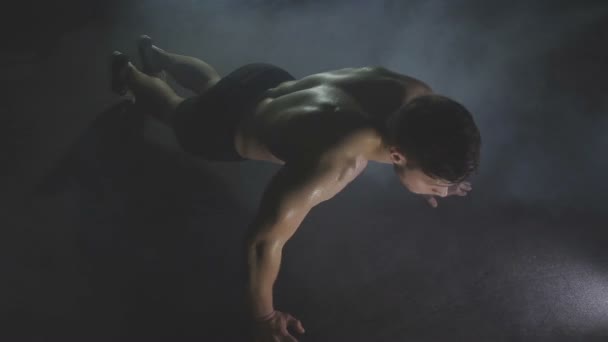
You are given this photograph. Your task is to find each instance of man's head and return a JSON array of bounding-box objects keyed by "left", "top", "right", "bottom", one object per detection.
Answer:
[{"left": 384, "top": 94, "right": 481, "bottom": 196}]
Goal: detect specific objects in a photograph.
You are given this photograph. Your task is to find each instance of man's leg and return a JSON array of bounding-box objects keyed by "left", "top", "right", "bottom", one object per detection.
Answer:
[
  {"left": 138, "top": 35, "right": 221, "bottom": 95},
  {"left": 112, "top": 51, "right": 184, "bottom": 126}
]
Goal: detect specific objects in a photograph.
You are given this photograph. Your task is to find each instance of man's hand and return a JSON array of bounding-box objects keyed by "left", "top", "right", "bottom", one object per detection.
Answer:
[
  {"left": 252, "top": 310, "right": 305, "bottom": 342},
  {"left": 422, "top": 181, "right": 472, "bottom": 208}
]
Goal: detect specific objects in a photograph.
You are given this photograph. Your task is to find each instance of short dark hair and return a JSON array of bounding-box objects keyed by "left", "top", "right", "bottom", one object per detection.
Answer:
[{"left": 385, "top": 95, "right": 481, "bottom": 183}]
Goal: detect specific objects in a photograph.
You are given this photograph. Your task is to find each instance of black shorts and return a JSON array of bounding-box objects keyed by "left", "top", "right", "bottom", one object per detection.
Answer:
[{"left": 172, "top": 63, "right": 296, "bottom": 161}]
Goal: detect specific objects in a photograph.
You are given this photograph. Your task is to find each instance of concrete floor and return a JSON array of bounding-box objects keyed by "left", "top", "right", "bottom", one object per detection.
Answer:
[{"left": 2, "top": 1, "right": 608, "bottom": 341}]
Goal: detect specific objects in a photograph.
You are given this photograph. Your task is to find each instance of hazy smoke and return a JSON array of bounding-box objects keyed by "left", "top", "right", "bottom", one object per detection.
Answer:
[{"left": 121, "top": 0, "right": 608, "bottom": 212}]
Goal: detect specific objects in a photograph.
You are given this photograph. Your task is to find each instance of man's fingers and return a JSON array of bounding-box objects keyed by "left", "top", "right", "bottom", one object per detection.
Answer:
[
  {"left": 461, "top": 183, "right": 472, "bottom": 191},
  {"left": 447, "top": 189, "right": 469, "bottom": 197},
  {"left": 286, "top": 315, "right": 305, "bottom": 333}
]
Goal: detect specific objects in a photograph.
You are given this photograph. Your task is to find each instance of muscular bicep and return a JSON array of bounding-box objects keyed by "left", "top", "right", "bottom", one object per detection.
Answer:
[{"left": 246, "top": 159, "right": 348, "bottom": 245}]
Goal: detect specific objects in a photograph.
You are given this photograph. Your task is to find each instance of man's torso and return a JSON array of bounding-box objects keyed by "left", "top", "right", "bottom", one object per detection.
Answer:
[{"left": 234, "top": 66, "right": 427, "bottom": 164}]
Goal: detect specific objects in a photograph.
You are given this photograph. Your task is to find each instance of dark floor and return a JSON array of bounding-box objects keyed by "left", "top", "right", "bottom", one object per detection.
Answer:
[{"left": 2, "top": 1, "right": 608, "bottom": 341}]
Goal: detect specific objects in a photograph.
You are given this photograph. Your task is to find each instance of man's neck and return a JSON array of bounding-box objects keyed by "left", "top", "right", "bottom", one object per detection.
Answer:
[{"left": 362, "top": 131, "right": 393, "bottom": 164}]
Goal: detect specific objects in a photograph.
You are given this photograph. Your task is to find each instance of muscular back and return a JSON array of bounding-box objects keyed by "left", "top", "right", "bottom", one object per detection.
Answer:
[{"left": 235, "top": 66, "right": 430, "bottom": 164}]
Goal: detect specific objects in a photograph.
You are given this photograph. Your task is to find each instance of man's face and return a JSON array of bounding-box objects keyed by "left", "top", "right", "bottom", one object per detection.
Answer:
[
  {"left": 389, "top": 146, "right": 454, "bottom": 196},
  {"left": 393, "top": 162, "right": 453, "bottom": 197}
]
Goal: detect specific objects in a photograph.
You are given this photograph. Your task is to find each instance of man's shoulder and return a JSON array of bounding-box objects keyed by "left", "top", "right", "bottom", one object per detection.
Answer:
[
  {"left": 369, "top": 67, "right": 433, "bottom": 102},
  {"left": 317, "top": 127, "right": 378, "bottom": 166}
]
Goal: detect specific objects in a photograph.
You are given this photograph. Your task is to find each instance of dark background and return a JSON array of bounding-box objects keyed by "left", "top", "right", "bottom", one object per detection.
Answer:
[{"left": 1, "top": 0, "right": 607, "bottom": 341}]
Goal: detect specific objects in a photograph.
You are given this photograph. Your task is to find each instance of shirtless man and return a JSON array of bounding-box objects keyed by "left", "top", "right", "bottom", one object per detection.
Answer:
[{"left": 110, "top": 35, "right": 481, "bottom": 342}]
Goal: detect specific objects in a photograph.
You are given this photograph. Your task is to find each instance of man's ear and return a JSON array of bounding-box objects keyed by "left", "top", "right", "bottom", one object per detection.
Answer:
[{"left": 389, "top": 146, "right": 407, "bottom": 165}]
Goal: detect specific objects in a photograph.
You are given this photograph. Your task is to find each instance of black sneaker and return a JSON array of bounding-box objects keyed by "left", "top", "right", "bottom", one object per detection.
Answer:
[
  {"left": 137, "top": 35, "right": 164, "bottom": 75},
  {"left": 110, "top": 51, "right": 130, "bottom": 96}
]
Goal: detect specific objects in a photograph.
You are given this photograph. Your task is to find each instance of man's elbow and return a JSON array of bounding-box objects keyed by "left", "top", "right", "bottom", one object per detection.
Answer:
[
  {"left": 245, "top": 213, "right": 303, "bottom": 250},
  {"left": 244, "top": 218, "right": 282, "bottom": 246},
  {"left": 246, "top": 227, "right": 289, "bottom": 250},
  {"left": 247, "top": 238, "right": 284, "bottom": 259}
]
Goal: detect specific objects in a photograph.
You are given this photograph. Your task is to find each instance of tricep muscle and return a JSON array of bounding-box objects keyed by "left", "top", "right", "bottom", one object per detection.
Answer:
[{"left": 246, "top": 157, "right": 352, "bottom": 246}]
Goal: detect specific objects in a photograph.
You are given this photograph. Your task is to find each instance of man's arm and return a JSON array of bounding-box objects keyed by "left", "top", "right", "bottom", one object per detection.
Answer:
[
  {"left": 244, "top": 152, "right": 358, "bottom": 319},
  {"left": 371, "top": 66, "right": 433, "bottom": 103}
]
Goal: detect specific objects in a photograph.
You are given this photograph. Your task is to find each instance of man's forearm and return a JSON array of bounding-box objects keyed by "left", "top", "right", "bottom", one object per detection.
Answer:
[{"left": 246, "top": 239, "right": 284, "bottom": 319}]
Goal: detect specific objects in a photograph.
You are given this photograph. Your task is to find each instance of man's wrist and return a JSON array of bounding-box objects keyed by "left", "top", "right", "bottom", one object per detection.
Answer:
[{"left": 254, "top": 310, "right": 276, "bottom": 322}]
